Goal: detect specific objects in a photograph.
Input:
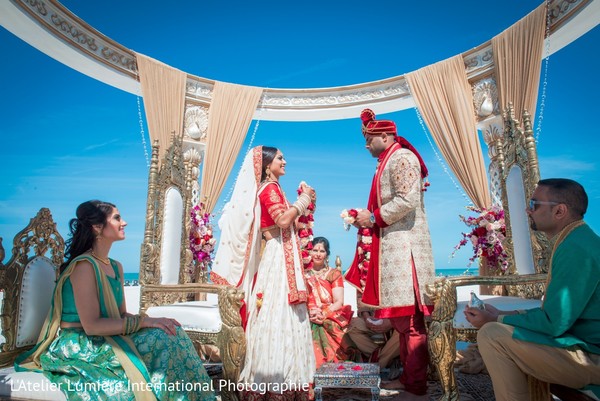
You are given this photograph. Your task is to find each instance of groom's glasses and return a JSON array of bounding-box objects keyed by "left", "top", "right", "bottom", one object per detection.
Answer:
[{"left": 528, "top": 199, "right": 559, "bottom": 212}]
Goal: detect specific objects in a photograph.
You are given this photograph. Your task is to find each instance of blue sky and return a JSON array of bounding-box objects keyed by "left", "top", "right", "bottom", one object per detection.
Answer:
[{"left": 1, "top": 1, "right": 598, "bottom": 273}]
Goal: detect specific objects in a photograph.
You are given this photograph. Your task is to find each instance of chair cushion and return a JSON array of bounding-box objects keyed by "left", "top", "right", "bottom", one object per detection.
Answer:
[
  {"left": 17, "top": 256, "right": 56, "bottom": 347},
  {"left": 146, "top": 300, "right": 222, "bottom": 333},
  {"left": 0, "top": 368, "right": 66, "bottom": 400},
  {"left": 453, "top": 295, "right": 542, "bottom": 329},
  {"left": 160, "top": 187, "right": 184, "bottom": 285}
]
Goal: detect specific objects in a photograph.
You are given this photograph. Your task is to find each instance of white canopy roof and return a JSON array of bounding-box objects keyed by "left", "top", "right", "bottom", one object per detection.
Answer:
[{"left": 1, "top": 0, "right": 598, "bottom": 121}]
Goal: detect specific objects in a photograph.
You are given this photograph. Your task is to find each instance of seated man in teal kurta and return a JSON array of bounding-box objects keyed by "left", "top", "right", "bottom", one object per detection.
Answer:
[{"left": 464, "top": 178, "right": 600, "bottom": 401}]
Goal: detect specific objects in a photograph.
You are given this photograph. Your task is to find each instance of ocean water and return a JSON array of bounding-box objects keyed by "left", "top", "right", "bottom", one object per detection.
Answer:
[
  {"left": 123, "top": 267, "right": 478, "bottom": 285},
  {"left": 435, "top": 267, "right": 479, "bottom": 277}
]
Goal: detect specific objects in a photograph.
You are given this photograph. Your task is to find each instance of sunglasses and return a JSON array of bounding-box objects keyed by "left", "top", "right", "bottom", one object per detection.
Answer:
[{"left": 528, "top": 199, "right": 559, "bottom": 212}]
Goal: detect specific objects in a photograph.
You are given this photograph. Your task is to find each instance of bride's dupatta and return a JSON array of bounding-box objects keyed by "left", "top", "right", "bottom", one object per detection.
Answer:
[
  {"left": 211, "top": 146, "right": 263, "bottom": 318},
  {"left": 15, "top": 255, "right": 156, "bottom": 401}
]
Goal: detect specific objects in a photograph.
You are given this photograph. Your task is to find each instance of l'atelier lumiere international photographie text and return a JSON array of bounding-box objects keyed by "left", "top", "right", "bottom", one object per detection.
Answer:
[{"left": 12, "top": 378, "right": 311, "bottom": 394}]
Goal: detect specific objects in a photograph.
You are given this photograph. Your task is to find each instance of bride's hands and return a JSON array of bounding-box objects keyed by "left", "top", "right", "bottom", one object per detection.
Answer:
[
  {"left": 142, "top": 316, "right": 181, "bottom": 335},
  {"left": 300, "top": 182, "right": 316, "bottom": 200}
]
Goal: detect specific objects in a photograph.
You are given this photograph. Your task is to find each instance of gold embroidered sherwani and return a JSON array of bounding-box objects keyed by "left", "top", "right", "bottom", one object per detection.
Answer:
[{"left": 376, "top": 147, "right": 436, "bottom": 309}]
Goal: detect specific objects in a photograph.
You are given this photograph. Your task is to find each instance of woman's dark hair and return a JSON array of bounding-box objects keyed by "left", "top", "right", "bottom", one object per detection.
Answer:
[
  {"left": 60, "top": 200, "right": 116, "bottom": 273},
  {"left": 261, "top": 146, "right": 279, "bottom": 182},
  {"left": 311, "top": 236, "right": 330, "bottom": 256},
  {"left": 538, "top": 178, "right": 588, "bottom": 218}
]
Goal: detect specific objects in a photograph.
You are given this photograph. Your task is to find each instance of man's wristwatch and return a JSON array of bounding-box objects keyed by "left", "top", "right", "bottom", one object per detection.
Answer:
[{"left": 369, "top": 214, "right": 375, "bottom": 224}]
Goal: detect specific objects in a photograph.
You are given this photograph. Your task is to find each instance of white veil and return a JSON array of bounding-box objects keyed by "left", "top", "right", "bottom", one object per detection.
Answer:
[{"left": 211, "top": 146, "right": 263, "bottom": 305}]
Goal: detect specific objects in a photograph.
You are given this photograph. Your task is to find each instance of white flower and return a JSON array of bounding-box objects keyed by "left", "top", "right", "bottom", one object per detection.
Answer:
[{"left": 340, "top": 208, "right": 362, "bottom": 231}]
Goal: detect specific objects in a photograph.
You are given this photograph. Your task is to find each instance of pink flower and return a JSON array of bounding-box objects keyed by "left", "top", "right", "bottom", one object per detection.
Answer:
[
  {"left": 189, "top": 203, "right": 216, "bottom": 273},
  {"left": 451, "top": 205, "right": 508, "bottom": 271}
]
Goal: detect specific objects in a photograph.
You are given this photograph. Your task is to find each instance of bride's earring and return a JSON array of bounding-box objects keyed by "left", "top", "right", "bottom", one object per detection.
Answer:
[{"left": 266, "top": 167, "right": 271, "bottom": 179}]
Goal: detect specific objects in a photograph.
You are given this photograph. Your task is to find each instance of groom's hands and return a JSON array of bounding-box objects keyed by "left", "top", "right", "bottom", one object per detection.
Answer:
[{"left": 355, "top": 209, "right": 374, "bottom": 227}]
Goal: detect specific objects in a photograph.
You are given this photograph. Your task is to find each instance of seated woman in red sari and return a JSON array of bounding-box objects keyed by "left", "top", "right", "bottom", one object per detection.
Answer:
[{"left": 305, "top": 236, "right": 354, "bottom": 368}]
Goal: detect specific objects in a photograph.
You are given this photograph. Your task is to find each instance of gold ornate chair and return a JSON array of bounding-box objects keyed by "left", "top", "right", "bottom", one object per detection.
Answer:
[
  {"left": 0, "top": 208, "right": 67, "bottom": 400},
  {"left": 426, "top": 105, "right": 550, "bottom": 401},
  {"left": 138, "top": 137, "right": 245, "bottom": 401}
]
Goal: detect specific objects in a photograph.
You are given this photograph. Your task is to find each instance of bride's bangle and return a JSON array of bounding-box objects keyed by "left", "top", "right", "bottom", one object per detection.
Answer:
[{"left": 293, "top": 193, "right": 311, "bottom": 215}]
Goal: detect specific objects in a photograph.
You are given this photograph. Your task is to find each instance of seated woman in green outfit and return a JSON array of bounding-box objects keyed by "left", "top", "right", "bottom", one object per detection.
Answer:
[{"left": 16, "top": 200, "right": 215, "bottom": 401}]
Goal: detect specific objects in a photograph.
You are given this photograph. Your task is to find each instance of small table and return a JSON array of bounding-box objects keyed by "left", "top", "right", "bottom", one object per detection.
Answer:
[{"left": 313, "top": 362, "right": 380, "bottom": 401}]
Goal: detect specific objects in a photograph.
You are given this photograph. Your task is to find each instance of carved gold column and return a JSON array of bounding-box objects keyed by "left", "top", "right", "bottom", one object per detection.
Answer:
[
  {"left": 183, "top": 144, "right": 206, "bottom": 287},
  {"left": 481, "top": 115, "right": 504, "bottom": 207},
  {"left": 479, "top": 115, "right": 507, "bottom": 294},
  {"left": 139, "top": 140, "right": 160, "bottom": 300}
]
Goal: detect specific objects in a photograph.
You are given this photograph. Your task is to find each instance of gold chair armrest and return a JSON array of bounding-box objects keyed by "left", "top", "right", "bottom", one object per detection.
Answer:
[
  {"left": 143, "top": 283, "right": 229, "bottom": 295},
  {"left": 141, "top": 283, "right": 245, "bottom": 330},
  {"left": 426, "top": 273, "right": 547, "bottom": 321}
]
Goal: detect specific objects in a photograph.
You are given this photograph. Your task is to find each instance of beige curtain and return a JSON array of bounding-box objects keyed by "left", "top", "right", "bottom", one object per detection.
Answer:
[
  {"left": 493, "top": 3, "right": 546, "bottom": 121},
  {"left": 407, "top": 55, "right": 492, "bottom": 209},
  {"left": 136, "top": 53, "right": 187, "bottom": 163},
  {"left": 200, "top": 82, "right": 263, "bottom": 213}
]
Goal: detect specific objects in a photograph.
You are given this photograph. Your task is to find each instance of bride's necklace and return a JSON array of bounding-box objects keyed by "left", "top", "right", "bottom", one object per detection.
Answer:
[{"left": 91, "top": 251, "right": 110, "bottom": 265}]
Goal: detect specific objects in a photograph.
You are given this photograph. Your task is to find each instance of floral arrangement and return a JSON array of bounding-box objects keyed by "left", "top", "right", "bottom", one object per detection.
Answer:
[
  {"left": 452, "top": 205, "right": 508, "bottom": 271},
  {"left": 340, "top": 209, "right": 373, "bottom": 287},
  {"left": 189, "top": 203, "right": 216, "bottom": 274},
  {"left": 297, "top": 182, "right": 316, "bottom": 269}
]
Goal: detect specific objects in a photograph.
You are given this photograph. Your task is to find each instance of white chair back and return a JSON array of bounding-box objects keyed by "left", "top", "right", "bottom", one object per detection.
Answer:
[
  {"left": 16, "top": 256, "right": 56, "bottom": 347},
  {"left": 506, "top": 166, "right": 535, "bottom": 275},
  {"left": 160, "top": 186, "right": 184, "bottom": 285}
]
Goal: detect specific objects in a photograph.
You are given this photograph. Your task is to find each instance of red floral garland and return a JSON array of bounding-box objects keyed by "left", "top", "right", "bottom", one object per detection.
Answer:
[
  {"left": 341, "top": 209, "right": 373, "bottom": 288},
  {"left": 297, "top": 184, "right": 316, "bottom": 269}
]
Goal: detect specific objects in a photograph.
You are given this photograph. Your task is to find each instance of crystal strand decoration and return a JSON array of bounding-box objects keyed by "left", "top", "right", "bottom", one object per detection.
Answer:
[
  {"left": 413, "top": 107, "right": 472, "bottom": 206},
  {"left": 137, "top": 96, "right": 150, "bottom": 168},
  {"left": 535, "top": 0, "right": 552, "bottom": 144}
]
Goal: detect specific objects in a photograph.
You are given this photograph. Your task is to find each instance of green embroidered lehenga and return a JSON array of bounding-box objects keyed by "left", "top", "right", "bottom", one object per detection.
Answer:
[{"left": 16, "top": 255, "right": 216, "bottom": 401}]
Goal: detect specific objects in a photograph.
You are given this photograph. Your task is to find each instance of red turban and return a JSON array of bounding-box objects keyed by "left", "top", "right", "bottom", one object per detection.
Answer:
[
  {"left": 360, "top": 109, "right": 429, "bottom": 179},
  {"left": 361, "top": 109, "right": 397, "bottom": 136}
]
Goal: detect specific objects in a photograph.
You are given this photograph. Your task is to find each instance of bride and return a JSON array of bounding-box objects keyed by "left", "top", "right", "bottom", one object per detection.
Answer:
[{"left": 211, "top": 145, "right": 316, "bottom": 400}]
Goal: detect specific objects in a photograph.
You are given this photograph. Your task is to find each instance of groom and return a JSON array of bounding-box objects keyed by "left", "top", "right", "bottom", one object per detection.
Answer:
[{"left": 345, "top": 109, "right": 436, "bottom": 398}]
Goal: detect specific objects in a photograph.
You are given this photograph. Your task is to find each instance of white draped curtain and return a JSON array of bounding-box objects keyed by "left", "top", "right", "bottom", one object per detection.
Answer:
[
  {"left": 407, "top": 55, "right": 492, "bottom": 209},
  {"left": 493, "top": 2, "right": 547, "bottom": 122},
  {"left": 200, "top": 82, "right": 263, "bottom": 213},
  {"left": 136, "top": 53, "right": 187, "bottom": 164}
]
